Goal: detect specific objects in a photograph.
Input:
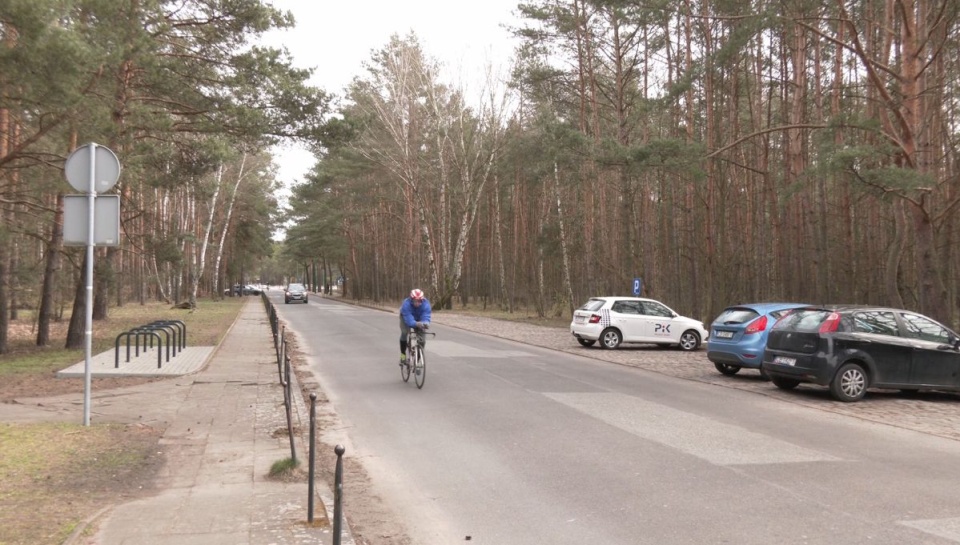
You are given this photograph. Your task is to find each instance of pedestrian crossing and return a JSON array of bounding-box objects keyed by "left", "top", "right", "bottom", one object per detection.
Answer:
[
  {"left": 544, "top": 392, "right": 842, "bottom": 466},
  {"left": 428, "top": 340, "right": 535, "bottom": 358}
]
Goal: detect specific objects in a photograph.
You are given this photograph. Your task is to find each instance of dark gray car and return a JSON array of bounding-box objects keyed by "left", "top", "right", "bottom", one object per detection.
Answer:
[
  {"left": 762, "top": 305, "right": 960, "bottom": 402},
  {"left": 284, "top": 283, "right": 307, "bottom": 304}
]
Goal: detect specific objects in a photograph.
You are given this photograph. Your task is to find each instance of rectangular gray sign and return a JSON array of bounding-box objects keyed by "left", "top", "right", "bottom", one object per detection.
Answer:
[{"left": 63, "top": 194, "right": 121, "bottom": 246}]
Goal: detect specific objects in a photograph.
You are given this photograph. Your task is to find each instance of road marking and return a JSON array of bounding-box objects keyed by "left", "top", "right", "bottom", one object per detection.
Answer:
[
  {"left": 428, "top": 340, "right": 534, "bottom": 358},
  {"left": 545, "top": 392, "right": 842, "bottom": 466},
  {"left": 899, "top": 518, "right": 960, "bottom": 542},
  {"left": 303, "top": 305, "right": 365, "bottom": 312}
]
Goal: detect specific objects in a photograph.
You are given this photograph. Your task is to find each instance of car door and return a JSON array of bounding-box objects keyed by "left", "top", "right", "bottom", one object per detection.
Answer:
[
  {"left": 638, "top": 301, "right": 679, "bottom": 343},
  {"left": 610, "top": 300, "right": 644, "bottom": 341},
  {"left": 900, "top": 313, "right": 960, "bottom": 388},
  {"left": 846, "top": 310, "right": 913, "bottom": 385}
]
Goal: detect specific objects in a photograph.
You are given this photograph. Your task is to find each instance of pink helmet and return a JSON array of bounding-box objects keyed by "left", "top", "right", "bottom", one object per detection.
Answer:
[{"left": 410, "top": 289, "right": 425, "bottom": 301}]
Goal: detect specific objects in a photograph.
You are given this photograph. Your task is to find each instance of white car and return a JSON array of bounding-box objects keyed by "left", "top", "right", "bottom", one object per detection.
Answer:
[{"left": 570, "top": 296, "right": 709, "bottom": 351}]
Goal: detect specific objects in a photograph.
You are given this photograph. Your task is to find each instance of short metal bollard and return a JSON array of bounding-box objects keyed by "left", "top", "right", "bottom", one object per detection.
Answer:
[
  {"left": 284, "top": 354, "right": 296, "bottom": 463},
  {"left": 277, "top": 328, "right": 286, "bottom": 385},
  {"left": 308, "top": 393, "right": 317, "bottom": 523},
  {"left": 333, "top": 444, "right": 345, "bottom": 545}
]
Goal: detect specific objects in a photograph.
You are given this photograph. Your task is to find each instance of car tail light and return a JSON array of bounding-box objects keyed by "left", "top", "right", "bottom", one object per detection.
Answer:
[
  {"left": 744, "top": 315, "right": 768, "bottom": 335},
  {"left": 589, "top": 314, "right": 601, "bottom": 324},
  {"left": 819, "top": 312, "right": 841, "bottom": 333}
]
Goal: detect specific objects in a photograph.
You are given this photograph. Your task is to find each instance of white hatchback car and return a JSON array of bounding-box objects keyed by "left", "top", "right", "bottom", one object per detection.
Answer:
[{"left": 570, "top": 297, "right": 709, "bottom": 351}]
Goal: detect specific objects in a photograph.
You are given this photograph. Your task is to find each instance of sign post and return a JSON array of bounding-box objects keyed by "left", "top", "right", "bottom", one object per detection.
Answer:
[{"left": 63, "top": 143, "right": 121, "bottom": 426}]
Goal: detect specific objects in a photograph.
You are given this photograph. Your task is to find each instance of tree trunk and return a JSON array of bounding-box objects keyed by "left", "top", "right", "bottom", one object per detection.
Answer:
[
  {"left": 190, "top": 164, "right": 226, "bottom": 308},
  {"left": 554, "top": 162, "right": 575, "bottom": 316},
  {"left": 0, "top": 226, "right": 8, "bottom": 354},
  {"left": 65, "top": 255, "right": 87, "bottom": 349},
  {"left": 910, "top": 199, "right": 947, "bottom": 321},
  {"left": 93, "top": 248, "right": 113, "bottom": 320},
  {"left": 37, "top": 193, "right": 65, "bottom": 346}
]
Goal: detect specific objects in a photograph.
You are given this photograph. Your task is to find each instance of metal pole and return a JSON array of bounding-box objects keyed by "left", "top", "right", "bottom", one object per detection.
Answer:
[
  {"left": 307, "top": 393, "right": 317, "bottom": 523},
  {"left": 285, "top": 355, "right": 296, "bottom": 463},
  {"left": 82, "top": 143, "right": 97, "bottom": 427},
  {"left": 333, "top": 444, "right": 345, "bottom": 545}
]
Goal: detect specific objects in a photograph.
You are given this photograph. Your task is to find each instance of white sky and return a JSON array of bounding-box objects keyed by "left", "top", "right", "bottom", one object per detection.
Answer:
[{"left": 263, "top": 0, "right": 522, "bottom": 190}]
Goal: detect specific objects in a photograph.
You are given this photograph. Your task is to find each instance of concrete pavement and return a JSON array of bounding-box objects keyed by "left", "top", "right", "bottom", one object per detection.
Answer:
[{"left": 5, "top": 298, "right": 351, "bottom": 545}]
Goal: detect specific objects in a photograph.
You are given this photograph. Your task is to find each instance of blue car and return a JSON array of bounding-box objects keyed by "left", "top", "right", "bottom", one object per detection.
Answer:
[{"left": 708, "top": 302, "right": 807, "bottom": 377}]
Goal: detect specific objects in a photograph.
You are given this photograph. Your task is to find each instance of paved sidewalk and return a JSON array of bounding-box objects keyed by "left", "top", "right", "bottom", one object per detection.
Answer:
[{"left": 49, "top": 298, "right": 352, "bottom": 545}]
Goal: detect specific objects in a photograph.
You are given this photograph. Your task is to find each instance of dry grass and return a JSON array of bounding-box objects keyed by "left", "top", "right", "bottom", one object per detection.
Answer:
[
  {"left": 0, "top": 422, "right": 165, "bottom": 545},
  {"left": 0, "top": 296, "right": 247, "bottom": 545},
  {"left": 1, "top": 298, "right": 244, "bottom": 374}
]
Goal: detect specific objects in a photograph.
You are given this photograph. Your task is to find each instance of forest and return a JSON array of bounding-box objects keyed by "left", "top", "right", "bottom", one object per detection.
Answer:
[
  {"left": 2, "top": 0, "right": 959, "bottom": 356},
  {"left": 291, "top": 0, "right": 960, "bottom": 331},
  {"left": 0, "top": 0, "right": 329, "bottom": 352}
]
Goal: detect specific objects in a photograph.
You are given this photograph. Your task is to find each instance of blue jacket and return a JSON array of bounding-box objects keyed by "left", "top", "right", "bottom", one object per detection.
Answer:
[{"left": 399, "top": 297, "right": 432, "bottom": 327}]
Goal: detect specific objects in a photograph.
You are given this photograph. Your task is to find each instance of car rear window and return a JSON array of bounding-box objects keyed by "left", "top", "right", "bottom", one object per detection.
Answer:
[
  {"left": 713, "top": 308, "right": 760, "bottom": 325},
  {"left": 770, "top": 309, "right": 795, "bottom": 320},
  {"left": 772, "top": 309, "right": 833, "bottom": 332},
  {"left": 579, "top": 299, "right": 606, "bottom": 312}
]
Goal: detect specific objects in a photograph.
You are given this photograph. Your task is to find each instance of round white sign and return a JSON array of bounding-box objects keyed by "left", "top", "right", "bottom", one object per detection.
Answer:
[{"left": 64, "top": 143, "right": 121, "bottom": 193}]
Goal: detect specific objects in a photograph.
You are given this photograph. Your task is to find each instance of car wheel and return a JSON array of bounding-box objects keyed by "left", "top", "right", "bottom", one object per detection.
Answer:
[
  {"left": 599, "top": 328, "right": 622, "bottom": 349},
  {"left": 771, "top": 376, "right": 800, "bottom": 390},
  {"left": 714, "top": 362, "right": 740, "bottom": 376},
  {"left": 830, "top": 362, "right": 867, "bottom": 402},
  {"left": 759, "top": 367, "right": 770, "bottom": 380},
  {"left": 678, "top": 330, "right": 701, "bottom": 351},
  {"left": 576, "top": 337, "right": 596, "bottom": 347}
]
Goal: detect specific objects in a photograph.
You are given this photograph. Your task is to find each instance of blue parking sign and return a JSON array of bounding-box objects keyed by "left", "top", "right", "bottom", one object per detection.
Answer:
[{"left": 633, "top": 278, "right": 642, "bottom": 296}]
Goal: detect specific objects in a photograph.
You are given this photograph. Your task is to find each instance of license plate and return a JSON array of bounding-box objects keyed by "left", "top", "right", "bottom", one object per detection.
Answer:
[
  {"left": 715, "top": 330, "right": 733, "bottom": 339},
  {"left": 575, "top": 316, "right": 585, "bottom": 324},
  {"left": 773, "top": 356, "right": 796, "bottom": 366}
]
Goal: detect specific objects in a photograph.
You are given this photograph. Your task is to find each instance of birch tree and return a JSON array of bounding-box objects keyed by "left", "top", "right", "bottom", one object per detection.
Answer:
[{"left": 348, "top": 33, "right": 508, "bottom": 308}]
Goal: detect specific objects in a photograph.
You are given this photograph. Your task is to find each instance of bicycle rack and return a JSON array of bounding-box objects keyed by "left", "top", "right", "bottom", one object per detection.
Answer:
[
  {"left": 115, "top": 328, "right": 163, "bottom": 368},
  {"left": 149, "top": 319, "right": 186, "bottom": 351},
  {"left": 144, "top": 321, "right": 181, "bottom": 358},
  {"left": 113, "top": 319, "right": 188, "bottom": 369}
]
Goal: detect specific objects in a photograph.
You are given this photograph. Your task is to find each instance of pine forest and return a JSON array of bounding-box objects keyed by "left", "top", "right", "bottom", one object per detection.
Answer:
[{"left": 2, "top": 0, "right": 960, "bottom": 354}]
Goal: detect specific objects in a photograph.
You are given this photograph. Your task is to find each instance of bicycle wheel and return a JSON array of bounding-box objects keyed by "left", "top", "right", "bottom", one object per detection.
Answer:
[
  {"left": 400, "top": 349, "right": 411, "bottom": 382},
  {"left": 414, "top": 347, "right": 426, "bottom": 389}
]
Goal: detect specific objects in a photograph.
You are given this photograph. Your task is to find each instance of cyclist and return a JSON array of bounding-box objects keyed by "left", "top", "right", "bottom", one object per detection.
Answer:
[{"left": 399, "top": 288, "right": 432, "bottom": 366}]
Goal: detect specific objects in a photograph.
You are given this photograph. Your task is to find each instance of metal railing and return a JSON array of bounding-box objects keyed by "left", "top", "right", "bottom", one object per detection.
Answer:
[{"left": 261, "top": 291, "right": 346, "bottom": 541}]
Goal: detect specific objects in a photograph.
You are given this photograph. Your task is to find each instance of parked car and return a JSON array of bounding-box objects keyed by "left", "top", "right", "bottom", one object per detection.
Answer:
[
  {"left": 570, "top": 296, "right": 709, "bottom": 351},
  {"left": 762, "top": 305, "right": 960, "bottom": 402},
  {"left": 226, "top": 284, "right": 259, "bottom": 296},
  {"left": 708, "top": 302, "right": 808, "bottom": 377},
  {"left": 284, "top": 283, "right": 307, "bottom": 304}
]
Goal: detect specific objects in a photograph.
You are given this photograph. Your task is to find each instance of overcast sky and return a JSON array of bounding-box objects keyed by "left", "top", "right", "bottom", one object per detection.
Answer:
[{"left": 263, "top": 0, "right": 522, "bottom": 191}]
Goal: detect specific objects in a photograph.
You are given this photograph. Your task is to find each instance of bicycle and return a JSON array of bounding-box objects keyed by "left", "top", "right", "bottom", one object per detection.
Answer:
[{"left": 401, "top": 326, "right": 435, "bottom": 389}]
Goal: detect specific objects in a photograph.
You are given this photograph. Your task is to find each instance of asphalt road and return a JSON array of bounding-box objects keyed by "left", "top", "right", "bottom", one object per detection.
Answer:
[{"left": 275, "top": 294, "right": 960, "bottom": 545}]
